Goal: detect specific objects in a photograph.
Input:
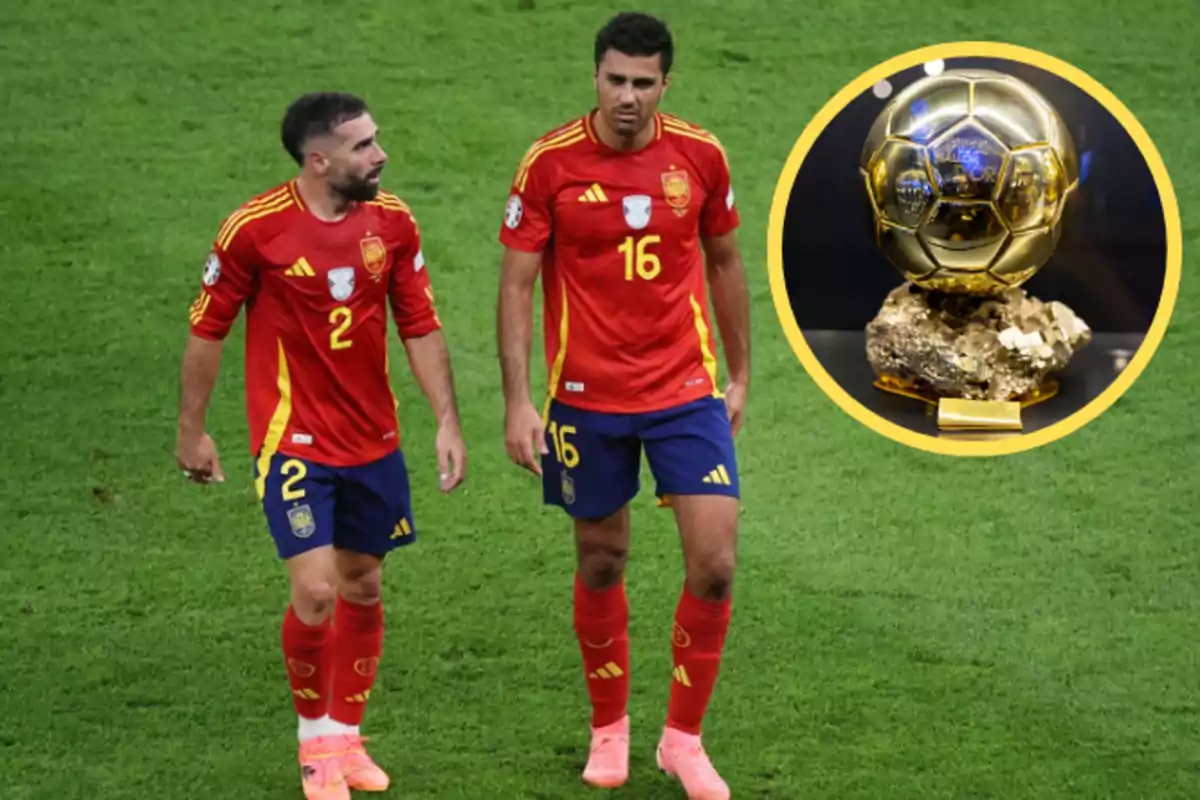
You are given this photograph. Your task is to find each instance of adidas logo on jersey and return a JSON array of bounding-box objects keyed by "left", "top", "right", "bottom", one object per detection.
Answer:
[
  {"left": 578, "top": 183, "right": 608, "bottom": 203},
  {"left": 701, "top": 465, "right": 733, "bottom": 486},
  {"left": 284, "top": 257, "right": 316, "bottom": 277}
]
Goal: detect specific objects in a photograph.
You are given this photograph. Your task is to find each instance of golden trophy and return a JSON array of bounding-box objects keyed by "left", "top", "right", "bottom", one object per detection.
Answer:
[{"left": 860, "top": 68, "right": 1092, "bottom": 432}]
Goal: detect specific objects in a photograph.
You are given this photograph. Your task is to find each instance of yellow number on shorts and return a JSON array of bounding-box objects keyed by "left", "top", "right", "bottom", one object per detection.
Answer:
[
  {"left": 548, "top": 422, "right": 580, "bottom": 468},
  {"left": 281, "top": 459, "right": 307, "bottom": 500},
  {"left": 330, "top": 306, "right": 353, "bottom": 350},
  {"left": 619, "top": 234, "right": 662, "bottom": 281}
]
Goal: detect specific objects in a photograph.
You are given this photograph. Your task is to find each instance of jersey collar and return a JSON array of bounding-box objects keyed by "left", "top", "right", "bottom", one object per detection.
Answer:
[{"left": 584, "top": 109, "right": 663, "bottom": 153}]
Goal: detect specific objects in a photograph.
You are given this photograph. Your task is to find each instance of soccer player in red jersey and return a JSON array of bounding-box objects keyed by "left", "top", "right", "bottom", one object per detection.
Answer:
[
  {"left": 496, "top": 13, "right": 750, "bottom": 800},
  {"left": 175, "top": 92, "right": 467, "bottom": 800}
]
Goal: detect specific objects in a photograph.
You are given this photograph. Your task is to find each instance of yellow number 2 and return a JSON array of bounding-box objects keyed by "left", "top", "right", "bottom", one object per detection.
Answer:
[
  {"left": 547, "top": 422, "right": 580, "bottom": 468},
  {"left": 619, "top": 234, "right": 662, "bottom": 281},
  {"left": 281, "top": 458, "right": 308, "bottom": 501},
  {"left": 329, "top": 306, "right": 353, "bottom": 350}
]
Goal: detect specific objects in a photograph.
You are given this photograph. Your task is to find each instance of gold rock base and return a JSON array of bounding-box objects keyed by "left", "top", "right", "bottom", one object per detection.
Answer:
[{"left": 865, "top": 283, "right": 1090, "bottom": 420}]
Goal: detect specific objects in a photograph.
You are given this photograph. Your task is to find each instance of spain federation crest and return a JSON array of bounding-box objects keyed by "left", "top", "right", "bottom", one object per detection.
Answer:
[
  {"left": 661, "top": 169, "right": 691, "bottom": 217},
  {"left": 287, "top": 504, "right": 316, "bottom": 539},
  {"left": 622, "top": 195, "right": 652, "bottom": 230},
  {"left": 359, "top": 235, "right": 386, "bottom": 282},
  {"left": 561, "top": 472, "right": 576, "bottom": 505},
  {"left": 328, "top": 267, "right": 355, "bottom": 302}
]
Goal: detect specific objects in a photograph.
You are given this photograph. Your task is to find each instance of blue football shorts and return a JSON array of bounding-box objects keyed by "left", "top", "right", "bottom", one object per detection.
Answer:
[
  {"left": 255, "top": 448, "right": 416, "bottom": 560},
  {"left": 540, "top": 395, "right": 740, "bottom": 520}
]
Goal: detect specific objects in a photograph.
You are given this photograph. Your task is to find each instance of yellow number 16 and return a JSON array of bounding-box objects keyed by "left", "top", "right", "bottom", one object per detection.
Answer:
[
  {"left": 547, "top": 422, "right": 580, "bottom": 468},
  {"left": 619, "top": 234, "right": 661, "bottom": 281}
]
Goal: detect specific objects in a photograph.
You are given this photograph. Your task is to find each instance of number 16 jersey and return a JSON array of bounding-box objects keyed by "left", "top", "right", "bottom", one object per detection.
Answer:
[
  {"left": 499, "top": 111, "right": 740, "bottom": 415},
  {"left": 188, "top": 180, "right": 441, "bottom": 468}
]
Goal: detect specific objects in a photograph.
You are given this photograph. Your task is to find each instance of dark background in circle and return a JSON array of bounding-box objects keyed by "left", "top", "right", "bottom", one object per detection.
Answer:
[{"left": 781, "top": 56, "right": 1167, "bottom": 334}]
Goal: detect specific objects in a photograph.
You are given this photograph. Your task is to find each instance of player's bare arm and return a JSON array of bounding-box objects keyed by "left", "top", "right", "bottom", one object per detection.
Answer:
[
  {"left": 402, "top": 329, "right": 467, "bottom": 492},
  {"left": 175, "top": 334, "right": 226, "bottom": 483},
  {"left": 497, "top": 246, "right": 549, "bottom": 475},
  {"left": 702, "top": 230, "right": 751, "bottom": 436}
]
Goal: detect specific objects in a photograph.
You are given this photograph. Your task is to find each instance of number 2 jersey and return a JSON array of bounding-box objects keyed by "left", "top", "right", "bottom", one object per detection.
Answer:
[
  {"left": 188, "top": 179, "right": 441, "bottom": 468},
  {"left": 499, "top": 110, "right": 740, "bottom": 415}
]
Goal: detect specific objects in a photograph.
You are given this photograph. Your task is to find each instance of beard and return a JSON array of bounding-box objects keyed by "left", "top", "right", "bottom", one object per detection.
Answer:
[{"left": 331, "top": 171, "right": 381, "bottom": 202}]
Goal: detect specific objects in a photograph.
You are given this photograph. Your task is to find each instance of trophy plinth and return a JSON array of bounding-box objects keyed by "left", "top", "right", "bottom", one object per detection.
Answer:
[{"left": 865, "top": 283, "right": 1090, "bottom": 430}]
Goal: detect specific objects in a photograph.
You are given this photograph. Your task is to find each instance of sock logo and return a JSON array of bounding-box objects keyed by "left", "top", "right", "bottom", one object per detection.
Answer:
[
  {"left": 672, "top": 621, "right": 692, "bottom": 648},
  {"left": 288, "top": 658, "right": 317, "bottom": 677},
  {"left": 353, "top": 657, "right": 380, "bottom": 677},
  {"left": 672, "top": 664, "right": 693, "bottom": 687},
  {"left": 293, "top": 687, "right": 321, "bottom": 700},
  {"left": 343, "top": 689, "right": 372, "bottom": 704},
  {"left": 588, "top": 661, "right": 625, "bottom": 680},
  {"left": 583, "top": 637, "right": 613, "bottom": 649}
]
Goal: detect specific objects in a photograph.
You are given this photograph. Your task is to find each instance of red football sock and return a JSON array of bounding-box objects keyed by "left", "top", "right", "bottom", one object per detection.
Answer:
[
  {"left": 574, "top": 573, "right": 630, "bottom": 728},
  {"left": 328, "top": 595, "right": 384, "bottom": 727},
  {"left": 282, "top": 605, "right": 333, "bottom": 720},
  {"left": 666, "top": 584, "right": 732, "bottom": 735}
]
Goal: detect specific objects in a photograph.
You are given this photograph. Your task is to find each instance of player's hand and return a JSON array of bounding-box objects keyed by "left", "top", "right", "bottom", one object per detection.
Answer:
[
  {"left": 505, "top": 401, "right": 548, "bottom": 476},
  {"left": 436, "top": 418, "right": 467, "bottom": 493},
  {"left": 176, "top": 430, "right": 225, "bottom": 484},
  {"left": 724, "top": 380, "right": 748, "bottom": 437}
]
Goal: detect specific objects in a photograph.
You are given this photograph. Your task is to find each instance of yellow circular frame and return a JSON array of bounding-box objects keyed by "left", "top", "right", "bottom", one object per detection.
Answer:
[{"left": 767, "top": 41, "right": 1183, "bottom": 457}]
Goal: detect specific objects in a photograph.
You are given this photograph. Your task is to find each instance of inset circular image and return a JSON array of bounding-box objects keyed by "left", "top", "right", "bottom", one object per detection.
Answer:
[{"left": 768, "top": 43, "right": 1182, "bottom": 456}]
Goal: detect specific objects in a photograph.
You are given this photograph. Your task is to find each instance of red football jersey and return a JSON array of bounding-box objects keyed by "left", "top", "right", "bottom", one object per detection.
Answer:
[
  {"left": 189, "top": 179, "right": 441, "bottom": 468},
  {"left": 499, "top": 111, "right": 739, "bottom": 414}
]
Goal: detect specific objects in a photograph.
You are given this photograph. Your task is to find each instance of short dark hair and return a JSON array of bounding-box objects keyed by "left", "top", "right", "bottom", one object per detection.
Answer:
[
  {"left": 594, "top": 12, "right": 674, "bottom": 76},
  {"left": 280, "top": 92, "right": 369, "bottom": 166}
]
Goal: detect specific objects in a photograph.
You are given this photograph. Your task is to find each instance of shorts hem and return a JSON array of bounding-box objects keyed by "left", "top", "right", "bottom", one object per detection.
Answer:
[
  {"left": 546, "top": 490, "right": 638, "bottom": 521},
  {"left": 656, "top": 488, "right": 740, "bottom": 501}
]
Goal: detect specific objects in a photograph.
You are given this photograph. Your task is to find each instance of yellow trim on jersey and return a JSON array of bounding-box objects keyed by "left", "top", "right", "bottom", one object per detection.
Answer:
[
  {"left": 385, "top": 345, "right": 399, "bottom": 415},
  {"left": 689, "top": 293, "right": 723, "bottom": 399},
  {"left": 188, "top": 291, "right": 211, "bottom": 326},
  {"left": 517, "top": 132, "right": 587, "bottom": 192},
  {"left": 254, "top": 338, "right": 294, "bottom": 500},
  {"left": 662, "top": 119, "right": 729, "bottom": 169},
  {"left": 288, "top": 180, "right": 305, "bottom": 211},
  {"left": 515, "top": 122, "right": 586, "bottom": 192},
  {"left": 367, "top": 190, "right": 412, "bottom": 215},
  {"left": 661, "top": 113, "right": 722, "bottom": 135},
  {"left": 518, "top": 121, "right": 584, "bottom": 172},
  {"left": 218, "top": 196, "right": 294, "bottom": 251},
  {"left": 541, "top": 282, "right": 570, "bottom": 425},
  {"left": 216, "top": 186, "right": 290, "bottom": 244}
]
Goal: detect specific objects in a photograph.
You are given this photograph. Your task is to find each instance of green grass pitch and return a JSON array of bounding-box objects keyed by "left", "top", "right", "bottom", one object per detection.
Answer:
[{"left": 1, "top": 0, "right": 1198, "bottom": 797}]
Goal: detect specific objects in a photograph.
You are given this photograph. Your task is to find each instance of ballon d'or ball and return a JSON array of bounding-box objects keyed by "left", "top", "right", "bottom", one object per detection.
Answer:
[{"left": 861, "top": 68, "right": 1078, "bottom": 294}]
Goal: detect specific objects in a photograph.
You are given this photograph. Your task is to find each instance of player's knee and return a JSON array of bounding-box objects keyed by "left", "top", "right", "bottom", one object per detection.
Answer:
[
  {"left": 340, "top": 570, "right": 383, "bottom": 605},
  {"left": 336, "top": 553, "right": 383, "bottom": 604},
  {"left": 687, "top": 551, "right": 736, "bottom": 601},
  {"left": 577, "top": 543, "right": 628, "bottom": 590},
  {"left": 291, "top": 578, "right": 338, "bottom": 621}
]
